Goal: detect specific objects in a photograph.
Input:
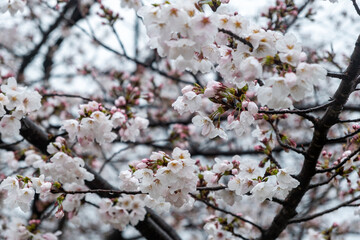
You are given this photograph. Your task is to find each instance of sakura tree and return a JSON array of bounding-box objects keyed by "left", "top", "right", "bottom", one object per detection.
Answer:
[{"left": 1, "top": 0, "right": 360, "bottom": 239}]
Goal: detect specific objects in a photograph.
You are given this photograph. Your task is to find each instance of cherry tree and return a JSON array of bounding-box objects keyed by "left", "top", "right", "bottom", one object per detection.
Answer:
[{"left": 0, "top": 0, "right": 360, "bottom": 239}]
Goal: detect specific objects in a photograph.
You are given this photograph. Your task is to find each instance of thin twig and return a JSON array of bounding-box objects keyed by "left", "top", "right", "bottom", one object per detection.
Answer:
[
  {"left": 43, "top": 93, "right": 93, "bottom": 102},
  {"left": 268, "top": 121, "right": 306, "bottom": 155},
  {"left": 111, "top": 25, "right": 128, "bottom": 56},
  {"left": 51, "top": 188, "right": 142, "bottom": 197},
  {"left": 267, "top": 152, "right": 282, "bottom": 169},
  {"left": 288, "top": 195, "right": 360, "bottom": 223},
  {"left": 99, "top": 146, "right": 131, "bottom": 173},
  {"left": 308, "top": 172, "right": 339, "bottom": 189},
  {"left": 338, "top": 117, "right": 360, "bottom": 123},
  {"left": 259, "top": 100, "right": 335, "bottom": 115},
  {"left": 316, "top": 147, "right": 360, "bottom": 173},
  {"left": 190, "top": 193, "right": 264, "bottom": 233},
  {"left": 326, "top": 128, "right": 360, "bottom": 144},
  {"left": 197, "top": 186, "right": 226, "bottom": 191},
  {"left": 0, "top": 139, "right": 25, "bottom": 148},
  {"left": 57, "top": 12, "right": 194, "bottom": 85}
]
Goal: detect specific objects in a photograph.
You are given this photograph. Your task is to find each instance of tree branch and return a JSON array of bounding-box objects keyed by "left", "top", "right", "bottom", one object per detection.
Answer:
[
  {"left": 260, "top": 34, "right": 360, "bottom": 240},
  {"left": 288, "top": 195, "right": 360, "bottom": 223},
  {"left": 316, "top": 146, "right": 360, "bottom": 173},
  {"left": 17, "top": 0, "right": 78, "bottom": 82},
  {"left": 19, "top": 117, "right": 181, "bottom": 240},
  {"left": 327, "top": 71, "right": 347, "bottom": 79},
  {"left": 268, "top": 121, "right": 306, "bottom": 155},
  {"left": 190, "top": 193, "right": 264, "bottom": 234},
  {"left": 326, "top": 127, "right": 360, "bottom": 144},
  {"left": 307, "top": 172, "right": 339, "bottom": 189},
  {"left": 43, "top": 93, "right": 93, "bottom": 102},
  {"left": 218, "top": 28, "right": 253, "bottom": 50},
  {"left": 352, "top": 0, "right": 360, "bottom": 16}
]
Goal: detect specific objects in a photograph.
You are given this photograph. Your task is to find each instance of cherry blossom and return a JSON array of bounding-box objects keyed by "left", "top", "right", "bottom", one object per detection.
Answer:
[
  {"left": 0, "top": 0, "right": 359, "bottom": 239},
  {"left": 0, "top": 0, "right": 26, "bottom": 16}
]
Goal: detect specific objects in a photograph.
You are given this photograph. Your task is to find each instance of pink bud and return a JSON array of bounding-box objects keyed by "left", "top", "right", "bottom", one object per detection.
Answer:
[{"left": 227, "top": 114, "right": 235, "bottom": 124}]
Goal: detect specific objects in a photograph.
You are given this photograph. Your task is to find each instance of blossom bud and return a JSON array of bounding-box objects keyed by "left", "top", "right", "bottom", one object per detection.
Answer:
[
  {"left": 227, "top": 114, "right": 234, "bottom": 124},
  {"left": 55, "top": 210, "right": 64, "bottom": 219}
]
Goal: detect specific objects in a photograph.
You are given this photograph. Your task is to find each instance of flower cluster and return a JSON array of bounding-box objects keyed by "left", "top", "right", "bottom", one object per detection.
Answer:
[
  {"left": 62, "top": 101, "right": 149, "bottom": 146},
  {"left": 0, "top": 77, "right": 42, "bottom": 141},
  {"left": 0, "top": 0, "right": 26, "bottom": 16},
  {"left": 139, "top": 1, "right": 328, "bottom": 110},
  {"left": 202, "top": 155, "right": 300, "bottom": 202},
  {"left": 99, "top": 195, "right": 146, "bottom": 231},
  {"left": 62, "top": 101, "right": 117, "bottom": 146},
  {"left": 173, "top": 84, "right": 258, "bottom": 140},
  {"left": 138, "top": 1, "right": 218, "bottom": 73},
  {"left": 0, "top": 176, "right": 35, "bottom": 212},
  {"left": 250, "top": 168, "right": 300, "bottom": 201},
  {"left": 0, "top": 143, "right": 94, "bottom": 214},
  {"left": 36, "top": 153, "right": 93, "bottom": 186},
  {"left": 0, "top": 173, "right": 53, "bottom": 213},
  {"left": 3, "top": 220, "right": 61, "bottom": 240},
  {"left": 120, "top": 147, "right": 198, "bottom": 208},
  {"left": 258, "top": 62, "right": 327, "bottom": 109},
  {"left": 25, "top": 142, "right": 94, "bottom": 186}
]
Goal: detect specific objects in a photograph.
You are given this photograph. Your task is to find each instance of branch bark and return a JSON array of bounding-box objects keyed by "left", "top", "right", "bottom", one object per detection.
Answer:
[
  {"left": 260, "top": 34, "right": 360, "bottom": 240},
  {"left": 17, "top": 0, "right": 78, "bottom": 82}
]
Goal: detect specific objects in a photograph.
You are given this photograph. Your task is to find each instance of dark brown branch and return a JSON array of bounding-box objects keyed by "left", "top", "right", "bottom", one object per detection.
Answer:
[
  {"left": 42, "top": 2, "right": 87, "bottom": 84},
  {"left": 0, "top": 139, "right": 24, "bottom": 149},
  {"left": 17, "top": 0, "right": 78, "bottom": 82},
  {"left": 308, "top": 172, "right": 339, "bottom": 189},
  {"left": 327, "top": 71, "right": 347, "bottom": 79},
  {"left": 261, "top": 35, "right": 360, "bottom": 240},
  {"left": 43, "top": 93, "right": 93, "bottom": 102},
  {"left": 51, "top": 188, "right": 142, "bottom": 198},
  {"left": 267, "top": 151, "right": 282, "bottom": 169},
  {"left": 258, "top": 100, "right": 335, "bottom": 115},
  {"left": 218, "top": 28, "right": 253, "bottom": 50},
  {"left": 326, "top": 128, "right": 360, "bottom": 143},
  {"left": 190, "top": 193, "right": 264, "bottom": 233},
  {"left": 99, "top": 146, "right": 130, "bottom": 173},
  {"left": 352, "top": 0, "right": 360, "bottom": 16},
  {"left": 20, "top": 118, "right": 50, "bottom": 153},
  {"left": 196, "top": 186, "right": 226, "bottom": 191},
  {"left": 52, "top": 186, "right": 227, "bottom": 197},
  {"left": 338, "top": 117, "right": 360, "bottom": 123}
]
